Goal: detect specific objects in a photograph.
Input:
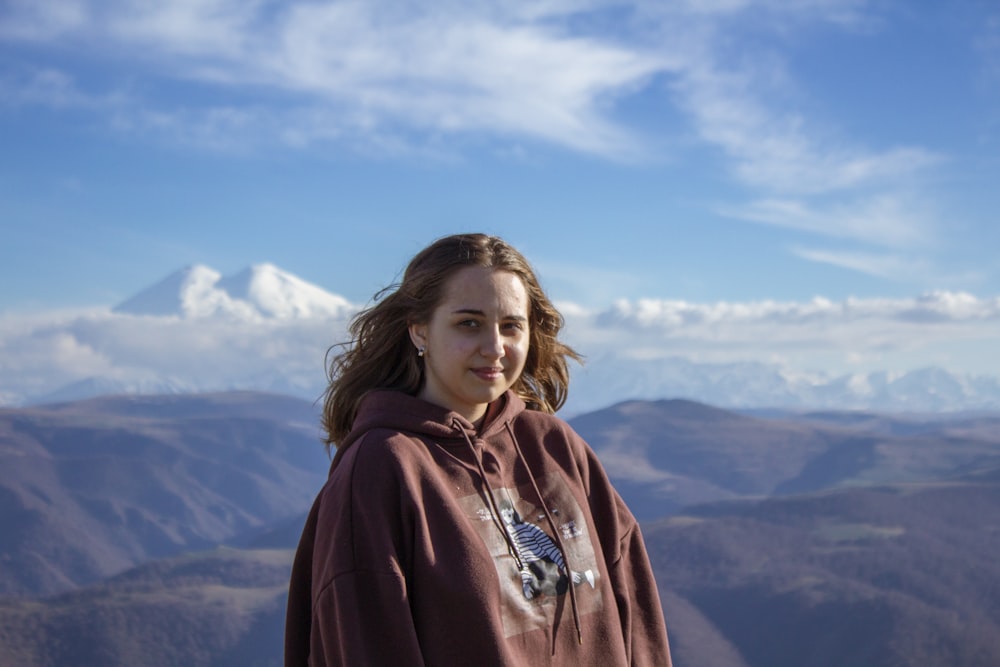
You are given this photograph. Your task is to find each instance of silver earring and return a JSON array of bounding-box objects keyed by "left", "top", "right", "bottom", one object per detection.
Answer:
[{"left": 417, "top": 346, "right": 425, "bottom": 357}]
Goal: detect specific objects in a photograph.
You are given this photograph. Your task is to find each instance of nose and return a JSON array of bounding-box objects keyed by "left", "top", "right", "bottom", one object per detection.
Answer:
[{"left": 481, "top": 326, "right": 505, "bottom": 359}]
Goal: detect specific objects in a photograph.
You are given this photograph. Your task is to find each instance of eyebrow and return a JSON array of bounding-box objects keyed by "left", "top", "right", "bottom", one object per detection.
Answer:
[{"left": 451, "top": 308, "right": 528, "bottom": 321}]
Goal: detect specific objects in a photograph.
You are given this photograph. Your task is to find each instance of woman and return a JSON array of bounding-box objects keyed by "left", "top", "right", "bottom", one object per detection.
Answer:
[{"left": 285, "top": 233, "right": 671, "bottom": 666}]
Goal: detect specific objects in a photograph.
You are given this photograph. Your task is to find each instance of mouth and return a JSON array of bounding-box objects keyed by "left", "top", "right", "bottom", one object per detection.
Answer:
[{"left": 472, "top": 367, "right": 505, "bottom": 381}]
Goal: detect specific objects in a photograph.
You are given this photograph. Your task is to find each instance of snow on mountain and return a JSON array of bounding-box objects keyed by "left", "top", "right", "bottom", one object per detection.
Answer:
[
  {"left": 563, "top": 355, "right": 1000, "bottom": 416},
  {"left": 31, "top": 376, "right": 198, "bottom": 406},
  {"left": 216, "top": 263, "right": 353, "bottom": 319},
  {"left": 111, "top": 265, "right": 230, "bottom": 318},
  {"left": 113, "top": 264, "right": 353, "bottom": 320}
]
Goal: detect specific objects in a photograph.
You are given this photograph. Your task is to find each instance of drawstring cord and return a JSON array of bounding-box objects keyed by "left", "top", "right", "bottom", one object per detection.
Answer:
[
  {"left": 504, "top": 421, "right": 584, "bottom": 646},
  {"left": 454, "top": 417, "right": 585, "bottom": 646},
  {"left": 456, "top": 420, "right": 525, "bottom": 571}
]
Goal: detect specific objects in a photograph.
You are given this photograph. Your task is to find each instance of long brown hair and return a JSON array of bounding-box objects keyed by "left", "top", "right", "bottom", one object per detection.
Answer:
[{"left": 321, "top": 233, "right": 581, "bottom": 449}]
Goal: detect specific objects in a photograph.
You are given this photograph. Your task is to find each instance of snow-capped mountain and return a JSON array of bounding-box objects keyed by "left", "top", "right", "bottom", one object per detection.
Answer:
[{"left": 112, "top": 263, "right": 354, "bottom": 320}]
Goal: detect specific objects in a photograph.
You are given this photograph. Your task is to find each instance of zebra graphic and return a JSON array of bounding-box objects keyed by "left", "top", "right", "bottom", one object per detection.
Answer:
[{"left": 498, "top": 501, "right": 596, "bottom": 600}]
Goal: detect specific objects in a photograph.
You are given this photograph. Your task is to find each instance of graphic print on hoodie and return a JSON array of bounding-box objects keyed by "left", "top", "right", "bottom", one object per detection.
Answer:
[{"left": 458, "top": 472, "right": 603, "bottom": 638}]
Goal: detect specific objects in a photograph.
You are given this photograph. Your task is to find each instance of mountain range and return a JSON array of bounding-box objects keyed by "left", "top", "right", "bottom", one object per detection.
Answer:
[{"left": 2, "top": 392, "right": 998, "bottom": 666}]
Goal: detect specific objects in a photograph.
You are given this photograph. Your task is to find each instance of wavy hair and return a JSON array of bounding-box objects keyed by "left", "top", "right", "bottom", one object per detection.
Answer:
[{"left": 321, "top": 233, "right": 581, "bottom": 449}]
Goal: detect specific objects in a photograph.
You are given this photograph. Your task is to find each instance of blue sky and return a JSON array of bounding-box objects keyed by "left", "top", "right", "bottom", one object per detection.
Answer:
[{"left": 1, "top": 0, "right": 1000, "bottom": 404}]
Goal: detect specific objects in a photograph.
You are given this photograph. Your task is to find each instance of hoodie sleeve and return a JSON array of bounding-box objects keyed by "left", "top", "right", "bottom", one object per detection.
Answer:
[
  {"left": 609, "top": 516, "right": 672, "bottom": 666},
  {"left": 309, "top": 566, "right": 424, "bottom": 666},
  {"left": 285, "top": 432, "right": 426, "bottom": 667},
  {"left": 576, "top": 432, "right": 673, "bottom": 667}
]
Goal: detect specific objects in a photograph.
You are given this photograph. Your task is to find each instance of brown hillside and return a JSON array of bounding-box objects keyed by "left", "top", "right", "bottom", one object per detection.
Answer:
[
  {"left": 648, "top": 467, "right": 1000, "bottom": 667},
  {"left": 570, "top": 399, "right": 1000, "bottom": 519},
  {"left": 0, "top": 548, "right": 292, "bottom": 667},
  {"left": 0, "top": 392, "right": 329, "bottom": 597}
]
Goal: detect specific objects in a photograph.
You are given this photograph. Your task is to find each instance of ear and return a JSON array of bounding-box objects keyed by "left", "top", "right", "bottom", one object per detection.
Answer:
[{"left": 408, "top": 322, "right": 427, "bottom": 352}]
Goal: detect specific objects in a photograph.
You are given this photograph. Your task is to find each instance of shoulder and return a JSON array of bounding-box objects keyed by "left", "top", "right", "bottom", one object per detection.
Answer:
[
  {"left": 315, "top": 428, "right": 431, "bottom": 526},
  {"left": 513, "top": 409, "right": 589, "bottom": 450},
  {"left": 508, "top": 409, "right": 601, "bottom": 480},
  {"left": 332, "top": 428, "right": 431, "bottom": 481},
  {"left": 512, "top": 406, "right": 575, "bottom": 434}
]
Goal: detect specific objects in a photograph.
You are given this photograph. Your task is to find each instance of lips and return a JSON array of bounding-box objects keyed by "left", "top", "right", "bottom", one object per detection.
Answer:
[{"left": 473, "top": 367, "right": 504, "bottom": 381}]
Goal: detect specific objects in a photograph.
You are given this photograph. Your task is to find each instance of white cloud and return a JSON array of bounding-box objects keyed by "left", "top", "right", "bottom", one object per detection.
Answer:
[
  {"left": 590, "top": 291, "right": 1000, "bottom": 332},
  {"left": 674, "top": 0, "right": 871, "bottom": 25},
  {"left": 642, "top": 1, "right": 945, "bottom": 276},
  {"left": 566, "top": 291, "right": 1000, "bottom": 375},
  {"left": 0, "top": 0, "right": 956, "bottom": 284},
  {"left": 0, "top": 0, "right": 908, "bottom": 165},
  {"left": 667, "top": 35, "right": 938, "bottom": 196},
  {"left": 0, "top": 0, "right": 666, "bottom": 159},
  {"left": 4, "top": 288, "right": 1000, "bottom": 407},
  {"left": 0, "top": 309, "right": 351, "bottom": 405},
  {"left": 0, "top": 0, "right": 88, "bottom": 41},
  {"left": 0, "top": 66, "right": 126, "bottom": 110},
  {"left": 720, "top": 194, "right": 936, "bottom": 249},
  {"left": 974, "top": 12, "right": 1000, "bottom": 82},
  {"left": 790, "top": 247, "right": 928, "bottom": 281}
]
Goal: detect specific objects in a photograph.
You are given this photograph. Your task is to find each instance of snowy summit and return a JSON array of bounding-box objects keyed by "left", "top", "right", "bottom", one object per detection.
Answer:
[{"left": 112, "top": 264, "right": 355, "bottom": 320}]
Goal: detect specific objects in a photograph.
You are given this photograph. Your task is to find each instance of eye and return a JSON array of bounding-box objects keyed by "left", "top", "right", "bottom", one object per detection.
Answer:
[
  {"left": 502, "top": 321, "right": 526, "bottom": 332},
  {"left": 457, "top": 319, "right": 480, "bottom": 328}
]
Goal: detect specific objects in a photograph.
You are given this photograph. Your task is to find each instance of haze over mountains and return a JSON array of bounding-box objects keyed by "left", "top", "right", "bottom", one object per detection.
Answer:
[{"left": 4, "top": 263, "right": 1000, "bottom": 413}]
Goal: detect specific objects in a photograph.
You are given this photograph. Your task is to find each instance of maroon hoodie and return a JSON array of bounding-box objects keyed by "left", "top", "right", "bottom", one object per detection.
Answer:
[{"left": 285, "top": 390, "right": 671, "bottom": 666}]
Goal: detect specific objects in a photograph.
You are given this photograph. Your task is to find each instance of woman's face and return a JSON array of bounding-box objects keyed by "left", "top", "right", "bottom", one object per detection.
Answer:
[{"left": 409, "top": 266, "right": 530, "bottom": 423}]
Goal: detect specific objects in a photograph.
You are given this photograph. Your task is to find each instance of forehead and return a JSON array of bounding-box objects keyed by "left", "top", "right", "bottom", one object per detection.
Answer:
[{"left": 438, "top": 266, "right": 529, "bottom": 314}]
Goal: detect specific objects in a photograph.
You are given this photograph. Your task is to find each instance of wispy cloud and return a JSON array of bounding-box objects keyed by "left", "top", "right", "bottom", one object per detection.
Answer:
[
  {"left": 0, "top": 0, "right": 88, "bottom": 41},
  {"left": 0, "top": 0, "right": 916, "bottom": 166},
  {"left": 670, "top": 56, "right": 938, "bottom": 195},
  {"left": 0, "top": 66, "right": 127, "bottom": 110},
  {"left": 644, "top": 1, "right": 946, "bottom": 279},
  {"left": 0, "top": 0, "right": 666, "bottom": 158},
  {"left": 0, "top": 0, "right": 956, "bottom": 282},
  {"left": 719, "top": 194, "right": 936, "bottom": 248},
  {"left": 789, "top": 247, "right": 929, "bottom": 281},
  {"left": 974, "top": 11, "right": 1000, "bottom": 83}
]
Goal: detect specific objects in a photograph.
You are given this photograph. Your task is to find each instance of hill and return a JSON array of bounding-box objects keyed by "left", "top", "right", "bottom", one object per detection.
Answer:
[
  {"left": 5, "top": 392, "right": 1000, "bottom": 597},
  {"left": 650, "top": 465, "right": 1000, "bottom": 667},
  {"left": 0, "top": 392, "right": 329, "bottom": 597},
  {"left": 0, "top": 548, "right": 292, "bottom": 667},
  {"left": 2, "top": 469, "right": 998, "bottom": 666},
  {"left": 570, "top": 398, "right": 1000, "bottom": 519},
  {"left": 3, "top": 392, "right": 1000, "bottom": 666}
]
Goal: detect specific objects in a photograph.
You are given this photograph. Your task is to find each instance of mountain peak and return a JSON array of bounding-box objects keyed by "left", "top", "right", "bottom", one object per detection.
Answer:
[{"left": 113, "top": 263, "right": 354, "bottom": 320}]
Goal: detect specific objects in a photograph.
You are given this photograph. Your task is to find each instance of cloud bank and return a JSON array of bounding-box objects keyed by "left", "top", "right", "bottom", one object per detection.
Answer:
[{"left": 4, "top": 288, "right": 1000, "bottom": 410}]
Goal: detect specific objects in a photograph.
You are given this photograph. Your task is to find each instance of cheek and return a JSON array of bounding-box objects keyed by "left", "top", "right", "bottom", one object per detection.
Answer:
[
  {"left": 435, "top": 335, "right": 475, "bottom": 358},
  {"left": 509, "top": 337, "right": 530, "bottom": 363}
]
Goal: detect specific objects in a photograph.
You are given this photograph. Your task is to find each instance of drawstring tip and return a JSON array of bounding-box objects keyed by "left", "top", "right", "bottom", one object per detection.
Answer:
[{"left": 577, "top": 631, "right": 583, "bottom": 645}]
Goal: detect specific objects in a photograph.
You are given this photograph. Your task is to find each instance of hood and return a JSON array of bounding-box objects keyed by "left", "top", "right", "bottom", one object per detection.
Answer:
[{"left": 338, "top": 389, "right": 527, "bottom": 453}]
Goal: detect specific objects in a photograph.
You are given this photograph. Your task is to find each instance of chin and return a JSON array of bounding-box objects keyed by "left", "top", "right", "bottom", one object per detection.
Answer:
[{"left": 465, "top": 385, "right": 508, "bottom": 406}]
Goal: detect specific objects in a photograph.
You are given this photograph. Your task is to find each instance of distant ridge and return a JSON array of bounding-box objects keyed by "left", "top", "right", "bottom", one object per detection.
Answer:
[{"left": 112, "top": 263, "right": 354, "bottom": 320}]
